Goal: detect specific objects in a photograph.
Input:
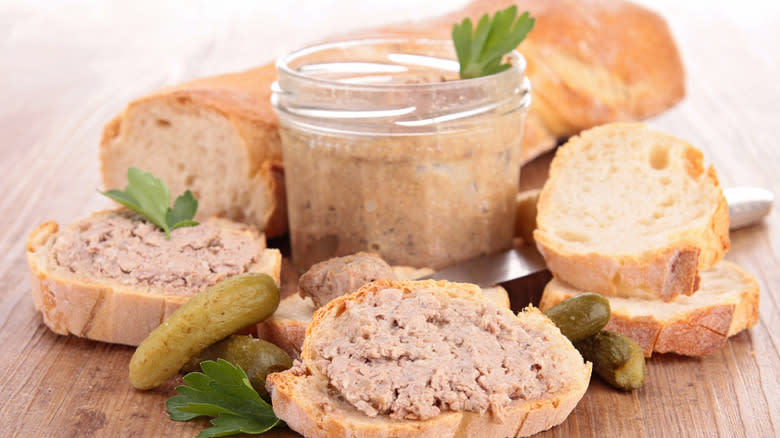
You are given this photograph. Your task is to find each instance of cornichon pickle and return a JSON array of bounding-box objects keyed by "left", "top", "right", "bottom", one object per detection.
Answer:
[
  {"left": 575, "top": 330, "right": 646, "bottom": 391},
  {"left": 129, "top": 273, "right": 280, "bottom": 390},
  {"left": 543, "top": 293, "right": 611, "bottom": 343},
  {"left": 183, "top": 335, "right": 292, "bottom": 400}
]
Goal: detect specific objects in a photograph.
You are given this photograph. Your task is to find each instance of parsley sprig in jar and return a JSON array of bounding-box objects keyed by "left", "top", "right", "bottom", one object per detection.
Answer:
[{"left": 273, "top": 8, "right": 534, "bottom": 270}]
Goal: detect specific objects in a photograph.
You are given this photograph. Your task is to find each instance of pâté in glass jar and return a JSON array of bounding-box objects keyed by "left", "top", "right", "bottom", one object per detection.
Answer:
[{"left": 272, "top": 38, "right": 531, "bottom": 270}]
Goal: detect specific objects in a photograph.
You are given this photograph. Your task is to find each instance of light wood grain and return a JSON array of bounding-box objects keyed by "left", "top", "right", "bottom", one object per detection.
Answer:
[{"left": 1, "top": 1, "right": 778, "bottom": 437}]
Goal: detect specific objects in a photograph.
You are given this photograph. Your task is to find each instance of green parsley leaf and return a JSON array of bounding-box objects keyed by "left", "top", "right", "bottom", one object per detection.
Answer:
[
  {"left": 166, "top": 359, "right": 281, "bottom": 437},
  {"left": 101, "top": 189, "right": 142, "bottom": 211},
  {"left": 100, "top": 168, "right": 199, "bottom": 239},
  {"left": 167, "top": 190, "right": 199, "bottom": 231},
  {"left": 124, "top": 167, "right": 171, "bottom": 230},
  {"left": 452, "top": 6, "right": 535, "bottom": 79}
]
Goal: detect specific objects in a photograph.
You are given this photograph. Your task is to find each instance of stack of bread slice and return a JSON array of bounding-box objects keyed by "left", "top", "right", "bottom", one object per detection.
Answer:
[{"left": 535, "top": 123, "right": 759, "bottom": 357}]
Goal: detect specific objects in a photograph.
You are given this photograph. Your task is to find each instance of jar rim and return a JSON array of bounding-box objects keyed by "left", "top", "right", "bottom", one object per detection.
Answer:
[{"left": 274, "top": 37, "right": 527, "bottom": 90}]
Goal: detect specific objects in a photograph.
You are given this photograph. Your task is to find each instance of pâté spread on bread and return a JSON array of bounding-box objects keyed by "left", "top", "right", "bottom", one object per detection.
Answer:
[
  {"left": 313, "top": 285, "right": 572, "bottom": 421},
  {"left": 27, "top": 170, "right": 282, "bottom": 346},
  {"left": 268, "top": 280, "right": 592, "bottom": 438},
  {"left": 51, "top": 211, "right": 263, "bottom": 294}
]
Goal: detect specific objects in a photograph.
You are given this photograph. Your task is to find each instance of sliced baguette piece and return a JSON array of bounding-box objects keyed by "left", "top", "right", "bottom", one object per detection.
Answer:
[
  {"left": 515, "top": 189, "right": 541, "bottom": 245},
  {"left": 257, "top": 266, "right": 510, "bottom": 360},
  {"left": 27, "top": 210, "right": 282, "bottom": 346},
  {"left": 539, "top": 261, "right": 759, "bottom": 357},
  {"left": 267, "top": 280, "right": 591, "bottom": 438},
  {"left": 100, "top": 64, "right": 287, "bottom": 238},
  {"left": 534, "top": 123, "right": 729, "bottom": 301}
]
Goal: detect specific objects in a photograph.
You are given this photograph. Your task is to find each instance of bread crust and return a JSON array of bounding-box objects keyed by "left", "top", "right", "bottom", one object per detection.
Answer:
[
  {"left": 510, "top": 0, "right": 685, "bottom": 135},
  {"left": 267, "top": 279, "right": 591, "bottom": 438},
  {"left": 534, "top": 235, "right": 703, "bottom": 302},
  {"left": 27, "top": 212, "right": 282, "bottom": 346},
  {"left": 539, "top": 261, "right": 760, "bottom": 357}
]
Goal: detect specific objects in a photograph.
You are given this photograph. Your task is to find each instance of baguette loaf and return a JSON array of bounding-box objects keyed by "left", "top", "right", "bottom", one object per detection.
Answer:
[
  {"left": 27, "top": 209, "right": 282, "bottom": 346},
  {"left": 100, "top": 64, "right": 287, "bottom": 238},
  {"left": 257, "top": 266, "right": 511, "bottom": 359},
  {"left": 101, "top": 0, "right": 685, "bottom": 235},
  {"left": 534, "top": 123, "right": 729, "bottom": 301},
  {"left": 539, "top": 261, "right": 759, "bottom": 357},
  {"left": 267, "top": 280, "right": 591, "bottom": 438},
  {"left": 368, "top": 0, "right": 685, "bottom": 161}
]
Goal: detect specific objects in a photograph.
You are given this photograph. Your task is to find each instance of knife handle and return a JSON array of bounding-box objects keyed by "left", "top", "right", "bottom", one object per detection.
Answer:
[{"left": 725, "top": 186, "right": 774, "bottom": 230}]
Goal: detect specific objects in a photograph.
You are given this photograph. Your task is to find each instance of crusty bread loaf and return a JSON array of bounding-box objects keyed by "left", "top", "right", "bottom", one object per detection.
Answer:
[
  {"left": 27, "top": 210, "right": 282, "bottom": 346},
  {"left": 100, "top": 64, "right": 287, "bottom": 238},
  {"left": 267, "top": 279, "right": 591, "bottom": 438},
  {"left": 534, "top": 123, "right": 729, "bottom": 302},
  {"left": 257, "top": 266, "right": 511, "bottom": 359},
  {"left": 368, "top": 0, "right": 685, "bottom": 162},
  {"left": 539, "top": 261, "right": 759, "bottom": 357}
]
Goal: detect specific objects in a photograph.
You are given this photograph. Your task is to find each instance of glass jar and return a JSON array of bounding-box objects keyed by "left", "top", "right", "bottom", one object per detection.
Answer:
[{"left": 272, "top": 38, "right": 531, "bottom": 270}]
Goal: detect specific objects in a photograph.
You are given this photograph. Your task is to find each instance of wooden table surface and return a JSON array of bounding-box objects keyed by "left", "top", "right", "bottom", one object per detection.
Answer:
[{"left": 1, "top": 1, "right": 778, "bottom": 437}]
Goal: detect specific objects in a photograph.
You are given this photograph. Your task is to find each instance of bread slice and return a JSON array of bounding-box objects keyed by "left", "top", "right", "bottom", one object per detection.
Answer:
[
  {"left": 257, "top": 266, "right": 510, "bottom": 359},
  {"left": 100, "top": 64, "right": 287, "bottom": 238},
  {"left": 534, "top": 123, "right": 729, "bottom": 301},
  {"left": 267, "top": 280, "right": 591, "bottom": 438},
  {"left": 539, "top": 261, "right": 759, "bottom": 357},
  {"left": 27, "top": 210, "right": 282, "bottom": 346},
  {"left": 515, "top": 189, "right": 541, "bottom": 245}
]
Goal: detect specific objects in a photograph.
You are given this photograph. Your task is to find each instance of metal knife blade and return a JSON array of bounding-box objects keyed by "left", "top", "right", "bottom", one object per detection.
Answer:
[
  {"left": 421, "top": 186, "right": 773, "bottom": 287},
  {"left": 422, "top": 244, "right": 546, "bottom": 287}
]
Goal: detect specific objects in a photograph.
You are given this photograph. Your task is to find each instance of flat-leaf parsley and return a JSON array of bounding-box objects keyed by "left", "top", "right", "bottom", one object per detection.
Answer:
[
  {"left": 166, "top": 359, "right": 281, "bottom": 437},
  {"left": 100, "top": 167, "right": 198, "bottom": 239},
  {"left": 452, "top": 6, "right": 535, "bottom": 79}
]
